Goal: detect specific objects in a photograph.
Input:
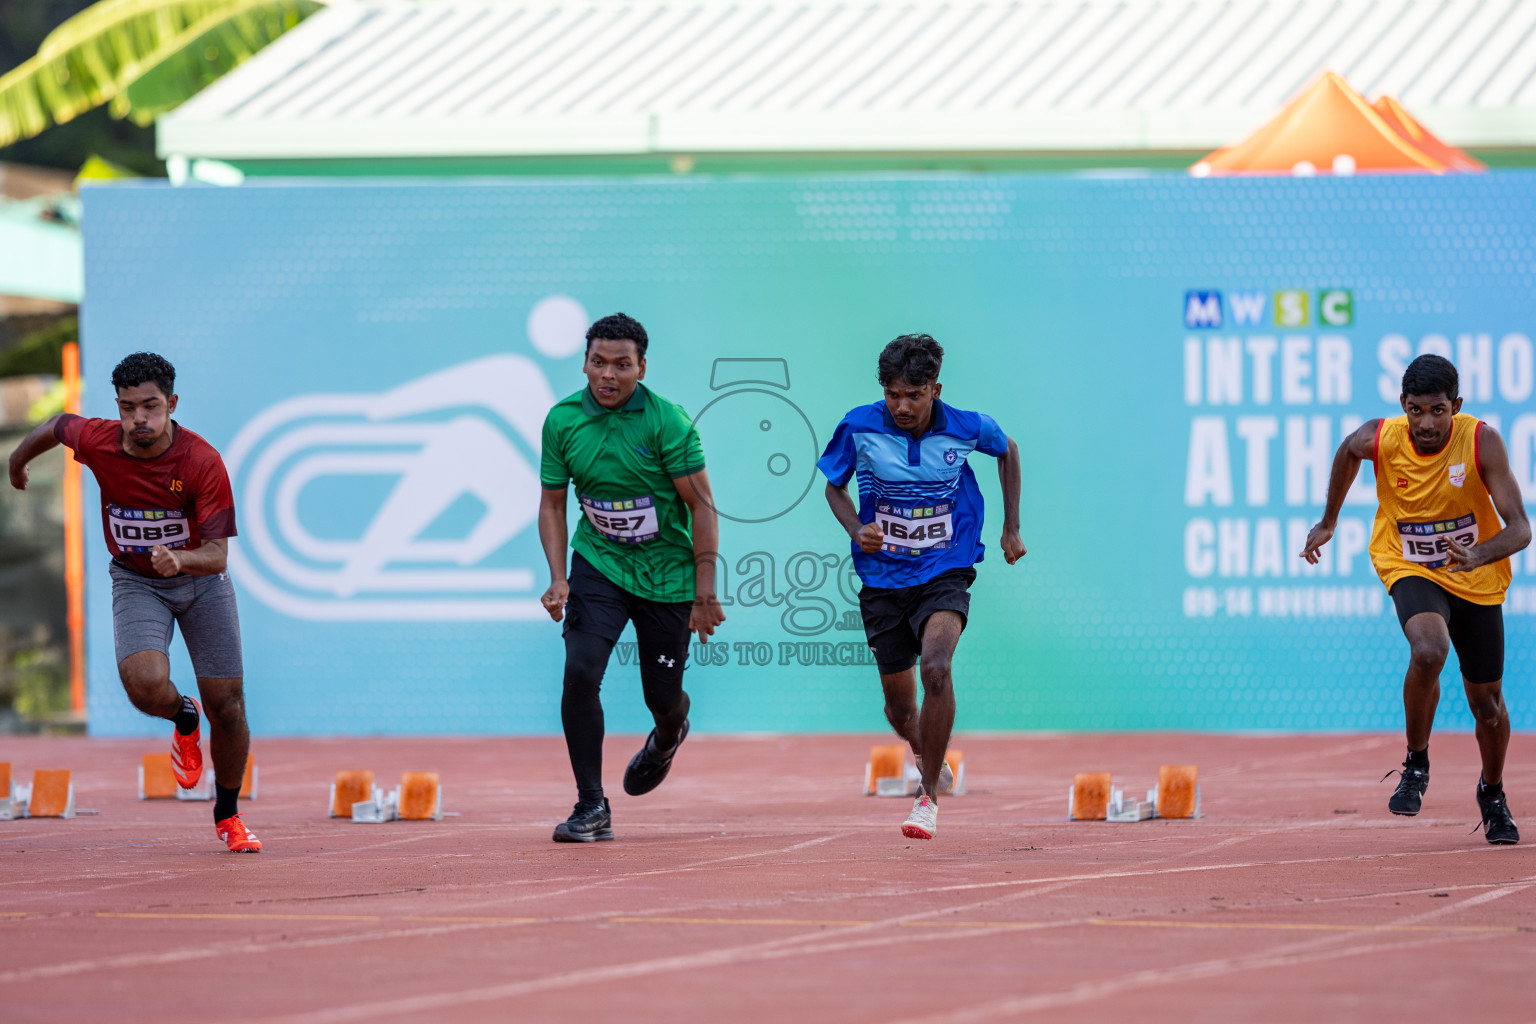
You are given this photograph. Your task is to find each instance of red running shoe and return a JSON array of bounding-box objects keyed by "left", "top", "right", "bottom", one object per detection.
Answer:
[
  {"left": 216, "top": 814, "right": 262, "bottom": 853},
  {"left": 171, "top": 697, "right": 203, "bottom": 789}
]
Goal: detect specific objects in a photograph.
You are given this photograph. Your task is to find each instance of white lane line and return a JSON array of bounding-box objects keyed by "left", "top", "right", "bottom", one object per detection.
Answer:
[
  {"left": 889, "top": 880, "right": 1531, "bottom": 1023},
  {"left": 0, "top": 836, "right": 842, "bottom": 982},
  {"left": 243, "top": 882, "right": 1101, "bottom": 1024},
  {"left": 896, "top": 843, "right": 1522, "bottom": 897},
  {"left": 894, "top": 931, "right": 1495, "bottom": 1023}
]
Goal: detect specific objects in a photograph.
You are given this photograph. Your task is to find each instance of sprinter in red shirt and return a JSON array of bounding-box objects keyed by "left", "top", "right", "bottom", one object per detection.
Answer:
[{"left": 9, "top": 352, "right": 259, "bottom": 852}]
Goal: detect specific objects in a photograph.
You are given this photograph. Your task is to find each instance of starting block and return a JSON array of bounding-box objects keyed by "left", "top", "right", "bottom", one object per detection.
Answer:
[
  {"left": 1069, "top": 772, "right": 1112, "bottom": 820},
  {"left": 1106, "top": 785, "right": 1156, "bottom": 821},
  {"left": 864, "top": 745, "right": 964, "bottom": 797},
  {"left": 1069, "top": 765, "right": 1200, "bottom": 821},
  {"left": 7, "top": 769, "right": 76, "bottom": 819},
  {"left": 0, "top": 762, "right": 14, "bottom": 820},
  {"left": 329, "top": 770, "right": 375, "bottom": 818},
  {"left": 398, "top": 772, "right": 442, "bottom": 820},
  {"left": 239, "top": 756, "right": 258, "bottom": 799},
  {"left": 139, "top": 754, "right": 179, "bottom": 799},
  {"left": 346, "top": 772, "right": 445, "bottom": 823},
  {"left": 142, "top": 753, "right": 258, "bottom": 801},
  {"left": 865, "top": 745, "right": 907, "bottom": 795},
  {"left": 1157, "top": 765, "right": 1200, "bottom": 819}
]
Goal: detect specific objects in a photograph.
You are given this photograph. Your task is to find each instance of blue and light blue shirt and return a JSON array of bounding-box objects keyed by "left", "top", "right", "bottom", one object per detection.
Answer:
[{"left": 818, "top": 400, "right": 1009, "bottom": 589}]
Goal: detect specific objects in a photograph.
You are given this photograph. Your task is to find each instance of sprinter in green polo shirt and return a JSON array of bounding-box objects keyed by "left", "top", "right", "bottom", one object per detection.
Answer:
[{"left": 538, "top": 312, "right": 725, "bottom": 842}]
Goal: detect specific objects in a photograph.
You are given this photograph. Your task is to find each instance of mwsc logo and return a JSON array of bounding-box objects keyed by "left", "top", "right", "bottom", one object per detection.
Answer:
[
  {"left": 224, "top": 297, "right": 587, "bottom": 621},
  {"left": 1184, "top": 289, "right": 1354, "bottom": 329}
]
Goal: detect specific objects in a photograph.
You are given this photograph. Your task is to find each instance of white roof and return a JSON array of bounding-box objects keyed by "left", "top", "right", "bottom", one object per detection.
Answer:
[{"left": 160, "top": 0, "right": 1536, "bottom": 160}]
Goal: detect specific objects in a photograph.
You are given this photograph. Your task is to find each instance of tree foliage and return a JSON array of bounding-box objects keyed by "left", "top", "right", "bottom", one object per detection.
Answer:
[{"left": 0, "top": 0, "right": 320, "bottom": 149}]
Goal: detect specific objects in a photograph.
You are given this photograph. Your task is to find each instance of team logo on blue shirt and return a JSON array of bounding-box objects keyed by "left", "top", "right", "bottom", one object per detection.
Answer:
[{"left": 944, "top": 449, "right": 958, "bottom": 465}]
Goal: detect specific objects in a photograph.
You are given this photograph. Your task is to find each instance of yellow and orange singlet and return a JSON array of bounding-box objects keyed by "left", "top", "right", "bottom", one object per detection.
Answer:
[{"left": 1369, "top": 413, "right": 1511, "bottom": 605}]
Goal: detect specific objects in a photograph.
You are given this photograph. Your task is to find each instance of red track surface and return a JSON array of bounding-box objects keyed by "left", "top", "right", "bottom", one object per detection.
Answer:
[{"left": 2, "top": 732, "right": 1533, "bottom": 1023}]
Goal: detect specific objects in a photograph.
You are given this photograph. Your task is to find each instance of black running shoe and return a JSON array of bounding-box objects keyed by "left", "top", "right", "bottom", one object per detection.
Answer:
[
  {"left": 552, "top": 798, "right": 613, "bottom": 843},
  {"left": 1475, "top": 784, "right": 1520, "bottom": 845},
  {"left": 1384, "top": 763, "right": 1428, "bottom": 815},
  {"left": 623, "top": 719, "right": 689, "bottom": 796}
]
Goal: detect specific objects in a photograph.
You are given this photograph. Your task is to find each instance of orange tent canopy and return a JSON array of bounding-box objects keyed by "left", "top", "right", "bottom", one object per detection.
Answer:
[
  {"left": 1371, "top": 95, "right": 1486, "bottom": 172},
  {"left": 1194, "top": 72, "right": 1456, "bottom": 175}
]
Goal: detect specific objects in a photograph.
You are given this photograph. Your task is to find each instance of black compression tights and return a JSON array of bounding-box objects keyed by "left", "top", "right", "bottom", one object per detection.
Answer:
[{"left": 560, "top": 629, "right": 691, "bottom": 805}]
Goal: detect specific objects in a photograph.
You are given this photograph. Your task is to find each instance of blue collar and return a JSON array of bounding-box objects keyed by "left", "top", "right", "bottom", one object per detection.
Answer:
[{"left": 880, "top": 398, "right": 949, "bottom": 437}]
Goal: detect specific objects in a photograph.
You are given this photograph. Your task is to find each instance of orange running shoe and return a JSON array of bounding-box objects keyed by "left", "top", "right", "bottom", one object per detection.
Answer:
[
  {"left": 216, "top": 814, "right": 262, "bottom": 853},
  {"left": 171, "top": 697, "right": 204, "bottom": 789}
]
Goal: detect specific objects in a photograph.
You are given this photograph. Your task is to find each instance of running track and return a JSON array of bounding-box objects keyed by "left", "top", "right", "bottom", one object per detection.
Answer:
[{"left": 2, "top": 733, "right": 1532, "bottom": 1022}]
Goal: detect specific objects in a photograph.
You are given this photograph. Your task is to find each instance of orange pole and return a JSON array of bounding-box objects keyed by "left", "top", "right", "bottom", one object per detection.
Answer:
[{"left": 61, "top": 341, "right": 86, "bottom": 717}]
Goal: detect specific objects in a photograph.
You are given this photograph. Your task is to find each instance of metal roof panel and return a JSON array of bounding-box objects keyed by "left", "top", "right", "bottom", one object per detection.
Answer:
[{"left": 159, "top": 0, "right": 1536, "bottom": 158}]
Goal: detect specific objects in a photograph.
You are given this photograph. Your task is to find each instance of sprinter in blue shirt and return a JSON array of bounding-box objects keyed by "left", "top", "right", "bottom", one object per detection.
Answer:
[{"left": 819, "top": 334, "right": 1025, "bottom": 840}]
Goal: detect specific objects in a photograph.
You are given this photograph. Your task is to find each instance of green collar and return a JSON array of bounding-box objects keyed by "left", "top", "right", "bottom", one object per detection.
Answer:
[{"left": 581, "top": 382, "right": 648, "bottom": 417}]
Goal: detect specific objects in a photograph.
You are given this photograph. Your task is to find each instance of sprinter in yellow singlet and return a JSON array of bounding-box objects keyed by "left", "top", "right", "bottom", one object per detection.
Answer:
[{"left": 1301, "top": 355, "right": 1531, "bottom": 844}]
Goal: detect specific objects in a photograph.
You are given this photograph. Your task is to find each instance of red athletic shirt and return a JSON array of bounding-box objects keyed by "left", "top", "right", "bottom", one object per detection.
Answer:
[{"left": 54, "top": 415, "right": 237, "bottom": 577}]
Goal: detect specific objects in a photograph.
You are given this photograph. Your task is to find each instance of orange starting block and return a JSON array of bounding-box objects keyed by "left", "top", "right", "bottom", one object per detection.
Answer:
[
  {"left": 341, "top": 771, "right": 446, "bottom": 823},
  {"left": 864, "top": 745, "right": 964, "bottom": 797},
  {"left": 0, "top": 762, "right": 13, "bottom": 820},
  {"left": 1069, "top": 772, "right": 1113, "bottom": 820},
  {"left": 1, "top": 768, "right": 87, "bottom": 820},
  {"left": 864, "top": 745, "right": 906, "bottom": 795},
  {"left": 141, "top": 753, "right": 257, "bottom": 801},
  {"left": 30, "top": 770, "right": 74, "bottom": 818},
  {"left": 1157, "top": 765, "right": 1200, "bottom": 818},
  {"left": 1070, "top": 765, "right": 1201, "bottom": 821},
  {"left": 329, "top": 770, "right": 376, "bottom": 818},
  {"left": 139, "top": 754, "right": 178, "bottom": 799},
  {"left": 943, "top": 749, "right": 966, "bottom": 796},
  {"left": 398, "top": 772, "right": 442, "bottom": 820}
]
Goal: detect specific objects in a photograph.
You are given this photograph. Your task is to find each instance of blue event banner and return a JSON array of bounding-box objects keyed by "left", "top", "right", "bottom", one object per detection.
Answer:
[{"left": 78, "top": 173, "right": 1535, "bottom": 736}]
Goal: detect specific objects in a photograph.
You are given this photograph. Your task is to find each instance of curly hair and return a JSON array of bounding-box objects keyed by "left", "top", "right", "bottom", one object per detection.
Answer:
[
  {"left": 111, "top": 352, "right": 176, "bottom": 398},
  {"left": 585, "top": 312, "right": 649, "bottom": 358},
  {"left": 1401, "top": 354, "right": 1458, "bottom": 401},
  {"left": 877, "top": 333, "right": 944, "bottom": 387}
]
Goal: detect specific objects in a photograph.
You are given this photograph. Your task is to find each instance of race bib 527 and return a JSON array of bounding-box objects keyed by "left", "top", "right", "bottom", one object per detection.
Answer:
[
  {"left": 107, "top": 504, "right": 190, "bottom": 552},
  {"left": 1396, "top": 513, "right": 1478, "bottom": 569},
  {"left": 874, "top": 501, "right": 954, "bottom": 556},
  {"left": 580, "top": 494, "right": 660, "bottom": 544}
]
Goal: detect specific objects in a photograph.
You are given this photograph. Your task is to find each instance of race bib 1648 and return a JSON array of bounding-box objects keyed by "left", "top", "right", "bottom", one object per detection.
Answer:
[
  {"left": 875, "top": 501, "right": 954, "bottom": 556},
  {"left": 107, "top": 505, "right": 190, "bottom": 552}
]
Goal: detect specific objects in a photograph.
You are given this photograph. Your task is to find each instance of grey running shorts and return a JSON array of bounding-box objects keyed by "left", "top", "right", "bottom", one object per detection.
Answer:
[{"left": 110, "top": 561, "right": 244, "bottom": 678}]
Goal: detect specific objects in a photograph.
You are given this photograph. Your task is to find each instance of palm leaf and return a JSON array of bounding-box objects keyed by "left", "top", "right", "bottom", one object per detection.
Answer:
[
  {"left": 0, "top": 0, "right": 320, "bottom": 148},
  {"left": 117, "top": 0, "right": 322, "bottom": 124}
]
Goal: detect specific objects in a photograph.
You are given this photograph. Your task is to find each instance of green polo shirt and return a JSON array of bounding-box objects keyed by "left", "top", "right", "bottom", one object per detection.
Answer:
[{"left": 540, "top": 383, "right": 706, "bottom": 603}]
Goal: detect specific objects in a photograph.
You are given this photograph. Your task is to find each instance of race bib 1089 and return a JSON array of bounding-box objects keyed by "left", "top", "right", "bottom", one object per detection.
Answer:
[
  {"left": 1396, "top": 513, "right": 1478, "bottom": 568},
  {"left": 875, "top": 501, "right": 954, "bottom": 556},
  {"left": 580, "top": 493, "right": 660, "bottom": 544},
  {"left": 107, "top": 504, "right": 190, "bottom": 552}
]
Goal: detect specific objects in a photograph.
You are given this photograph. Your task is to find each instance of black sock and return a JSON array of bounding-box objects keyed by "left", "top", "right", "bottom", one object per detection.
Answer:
[
  {"left": 1479, "top": 777, "right": 1502, "bottom": 797},
  {"left": 1405, "top": 746, "right": 1428, "bottom": 770},
  {"left": 213, "top": 784, "right": 239, "bottom": 822},
  {"left": 173, "top": 695, "right": 200, "bottom": 736}
]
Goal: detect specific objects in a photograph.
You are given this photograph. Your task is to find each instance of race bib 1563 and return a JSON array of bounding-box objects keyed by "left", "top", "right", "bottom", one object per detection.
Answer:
[
  {"left": 107, "top": 504, "right": 190, "bottom": 552},
  {"left": 875, "top": 501, "right": 954, "bottom": 556},
  {"left": 580, "top": 494, "right": 660, "bottom": 544},
  {"left": 1396, "top": 513, "right": 1478, "bottom": 568}
]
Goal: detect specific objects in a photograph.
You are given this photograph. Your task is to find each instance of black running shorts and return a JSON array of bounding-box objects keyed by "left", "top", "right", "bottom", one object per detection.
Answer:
[
  {"left": 858, "top": 566, "right": 975, "bottom": 675},
  {"left": 563, "top": 552, "right": 691, "bottom": 647},
  {"left": 1389, "top": 575, "right": 1504, "bottom": 685}
]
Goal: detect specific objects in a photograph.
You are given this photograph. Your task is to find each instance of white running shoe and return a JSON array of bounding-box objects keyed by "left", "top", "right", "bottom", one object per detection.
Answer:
[
  {"left": 914, "top": 755, "right": 955, "bottom": 796},
  {"left": 902, "top": 794, "right": 938, "bottom": 839}
]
